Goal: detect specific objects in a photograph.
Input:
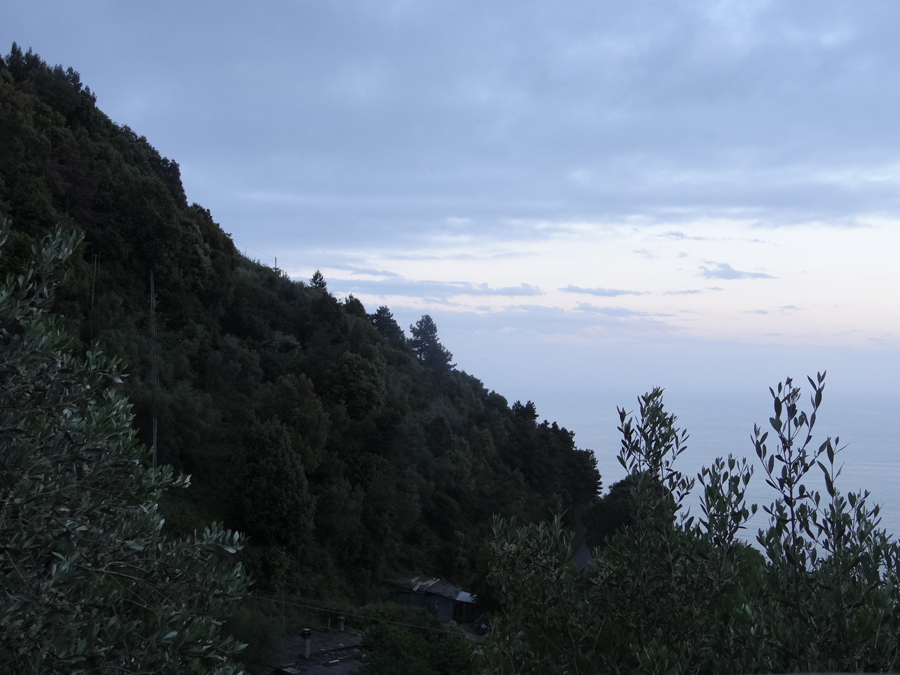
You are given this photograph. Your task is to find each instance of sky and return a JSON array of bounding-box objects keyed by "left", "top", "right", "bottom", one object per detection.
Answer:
[{"left": 5, "top": 1, "right": 900, "bottom": 477}]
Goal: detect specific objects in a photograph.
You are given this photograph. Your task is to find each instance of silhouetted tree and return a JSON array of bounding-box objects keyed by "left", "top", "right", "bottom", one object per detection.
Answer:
[
  {"left": 512, "top": 400, "right": 539, "bottom": 425},
  {"left": 310, "top": 270, "right": 327, "bottom": 289},
  {"left": 371, "top": 305, "right": 407, "bottom": 348},
  {"left": 409, "top": 314, "right": 454, "bottom": 373},
  {"left": 344, "top": 293, "right": 366, "bottom": 317}
]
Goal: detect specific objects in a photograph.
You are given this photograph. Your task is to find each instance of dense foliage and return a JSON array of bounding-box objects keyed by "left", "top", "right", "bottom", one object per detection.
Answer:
[
  {"left": 0, "top": 222, "right": 246, "bottom": 673},
  {"left": 358, "top": 604, "right": 476, "bottom": 675},
  {"left": 0, "top": 44, "right": 602, "bottom": 598},
  {"left": 488, "top": 379, "right": 900, "bottom": 674}
]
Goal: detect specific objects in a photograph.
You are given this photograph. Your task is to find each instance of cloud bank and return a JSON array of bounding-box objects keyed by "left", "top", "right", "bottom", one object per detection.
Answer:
[{"left": 699, "top": 263, "right": 775, "bottom": 280}]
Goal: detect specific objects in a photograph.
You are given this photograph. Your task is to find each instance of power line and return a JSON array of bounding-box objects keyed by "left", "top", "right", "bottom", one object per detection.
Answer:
[
  {"left": 250, "top": 594, "right": 465, "bottom": 635},
  {"left": 232, "top": 238, "right": 277, "bottom": 268}
]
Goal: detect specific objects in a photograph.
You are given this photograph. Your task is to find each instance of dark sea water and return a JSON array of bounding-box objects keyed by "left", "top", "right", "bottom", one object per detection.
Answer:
[{"left": 539, "top": 388, "right": 900, "bottom": 543}]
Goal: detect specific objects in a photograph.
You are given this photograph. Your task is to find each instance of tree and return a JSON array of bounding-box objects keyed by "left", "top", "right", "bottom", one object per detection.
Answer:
[
  {"left": 370, "top": 305, "right": 406, "bottom": 348},
  {"left": 343, "top": 293, "right": 367, "bottom": 317},
  {"left": 584, "top": 474, "right": 641, "bottom": 547},
  {"left": 258, "top": 373, "right": 330, "bottom": 473},
  {"left": 360, "top": 604, "right": 475, "bottom": 675},
  {"left": 0, "top": 222, "right": 247, "bottom": 674},
  {"left": 310, "top": 270, "right": 327, "bottom": 289},
  {"left": 511, "top": 400, "right": 538, "bottom": 425},
  {"left": 487, "top": 379, "right": 900, "bottom": 674},
  {"left": 233, "top": 418, "right": 315, "bottom": 551},
  {"left": 745, "top": 374, "right": 900, "bottom": 672},
  {"left": 409, "top": 314, "right": 454, "bottom": 373},
  {"left": 326, "top": 351, "right": 386, "bottom": 419}
]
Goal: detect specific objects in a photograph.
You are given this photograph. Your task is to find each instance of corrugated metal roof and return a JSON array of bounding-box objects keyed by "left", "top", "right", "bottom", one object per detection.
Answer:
[
  {"left": 427, "top": 580, "right": 462, "bottom": 600},
  {"left": 407, "top": 576, "right": 441, "bottom": 592},
  {"left": 398, "top": 576, "right": 472, "bottom": 601},
  {"left": 456, "top": 591, "right": 476, "bottom": 604}
]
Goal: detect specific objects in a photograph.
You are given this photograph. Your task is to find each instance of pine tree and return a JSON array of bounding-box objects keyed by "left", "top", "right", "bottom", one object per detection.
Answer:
[
  {"left": 409, "top": 314, "right": 454, "bottom": 373},
  {"left": 371, "top": 305, "right": 406, "bottom": 348},
  {"left": 310, "top": 270, "right": 327, "bottom": 289}
]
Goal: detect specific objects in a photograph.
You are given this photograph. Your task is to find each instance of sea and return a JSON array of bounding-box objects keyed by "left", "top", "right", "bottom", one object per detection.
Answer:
[{"left": 538, "top": 388, "right": 900, "bottom": 544}]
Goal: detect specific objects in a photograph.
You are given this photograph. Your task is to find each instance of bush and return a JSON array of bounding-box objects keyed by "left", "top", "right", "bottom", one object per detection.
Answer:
[{"left": 359, "top": 603, "right": 476, "bottom": 675}]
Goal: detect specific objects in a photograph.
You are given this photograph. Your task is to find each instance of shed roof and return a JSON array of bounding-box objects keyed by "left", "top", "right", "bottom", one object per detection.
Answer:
[
  {"left": 426, "top": 579, "right": 462, "bottom": 600},
  {"left": 456, "top": 591, "right": 476, "bottom": 604},
  {"left": 397, "top": 576, "right": 476, "bottom": 602}
]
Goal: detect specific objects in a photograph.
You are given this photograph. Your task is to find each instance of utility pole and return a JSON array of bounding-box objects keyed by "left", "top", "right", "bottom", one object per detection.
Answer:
[
  {"left": 150, "top": 270, "right": 159, "bottom": 469},
  {"left": 90, "top": 250, "right": 98, "bottom": 342}
]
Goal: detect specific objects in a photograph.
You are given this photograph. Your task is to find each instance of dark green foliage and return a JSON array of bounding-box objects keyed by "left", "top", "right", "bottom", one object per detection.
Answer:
[
  {"left": 310, "top": 270, "right": 326, "bottom": 289},
  {"left": 344, "top": 293, "right": 367, "bottom": 318},
  {"left": 583, "top": 474, "right": 639, "bottom": 547},
  {"left": 743, "top": 373, "right": 900, "bottom": 672},
  {"left": 409, "top": 314, "right": 455, "bottom": 373},
  {"left": 0, "top": 45, "right": 601, "bottom": 599},
  {"left": 0, "top": 222, "right": 246, "bottom": 674},
  {"left": 326, "top": 351, "right": 386, "bottom": 419},
  {"left": 233, "top": 419, "right": 315, "bottom": 550},
  {"left": 370, "top": 305, "right": 406, "bottom": 349},
  {"left": 258, "top": 373, "right": 330, "bottom": 473},
  {"left": 488, "top": 379, "right": 900, "bottom": 674},
  {"left": 359, "top": 604, "right": 476, "bottom": 675}
]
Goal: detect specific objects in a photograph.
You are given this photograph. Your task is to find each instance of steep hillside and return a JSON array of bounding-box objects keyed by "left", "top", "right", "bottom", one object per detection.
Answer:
[{"left": 0, "top": 44, "right": 601, "bottom": 598}]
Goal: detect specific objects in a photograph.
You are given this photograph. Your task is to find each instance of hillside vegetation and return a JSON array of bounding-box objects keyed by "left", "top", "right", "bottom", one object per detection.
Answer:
[
  {"left": 8, "top": 43, "right": 900, "bottom": 675},
  {"left": 0, "top": 44, "right": 601, "bottom": 599}
]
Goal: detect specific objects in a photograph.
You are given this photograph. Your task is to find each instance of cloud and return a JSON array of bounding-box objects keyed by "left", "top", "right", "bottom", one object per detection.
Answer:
[
  {"left": 663, "top": 289, "right": 702, "bottom": 295},
  {"left": 328, "top": 276, "right": 544, "bottom": 301},
  {"left": 661, "top": 231, "right": 767, "bottom": 244},
  {"left": 399, "top": 303, "right": 682, "bottom": 341},
  {"left": 699, "top": 263, "right": 774, "bottom": 280},
  {"left": 575, "top": 303, "right": 648, "bottom": 317},
  {"left": 560, "top": 285, "right": 645, "bottom": 297},
  {"left": 344, "top": 266, "right": 403, "bottom": 279},
  {"left": 660, "top": 230, "right": 710, "bottom": 241},
  {"left": 15, "top": 0, "right": 900, "bottom": 258},
  {"left": 333, "top": 265, "right": 404, "bottom": 280},
  {"left": 473, "top": 283, "right": 544, "bottom": 296}
]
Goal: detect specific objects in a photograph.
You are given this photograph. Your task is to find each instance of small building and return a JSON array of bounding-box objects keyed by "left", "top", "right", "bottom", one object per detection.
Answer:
[{"left": 392, "top": 576, "right": 479, "bottom": 623}]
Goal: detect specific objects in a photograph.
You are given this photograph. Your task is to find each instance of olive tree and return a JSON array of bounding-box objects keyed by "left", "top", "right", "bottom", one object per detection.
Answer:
[
  {"left": 487, "top": 378, "right": 900, "bottom": 674},
  {"left": 0, "top": 221, "right": 247, "bottom": 674}
]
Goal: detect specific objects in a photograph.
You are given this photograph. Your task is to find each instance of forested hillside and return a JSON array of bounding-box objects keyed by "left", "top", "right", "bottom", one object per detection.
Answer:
[{"left": 0, "top": 44, "right": 601, "bottom": 597}]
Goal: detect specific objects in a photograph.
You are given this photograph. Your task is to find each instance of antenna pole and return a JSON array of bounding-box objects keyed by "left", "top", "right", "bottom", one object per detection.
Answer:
[
  {"left": 150, "top": 270, "right": 158, "bottom": 469},
  {"left": 90, "top": 248, "right": 98, "bottom": 342}
]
